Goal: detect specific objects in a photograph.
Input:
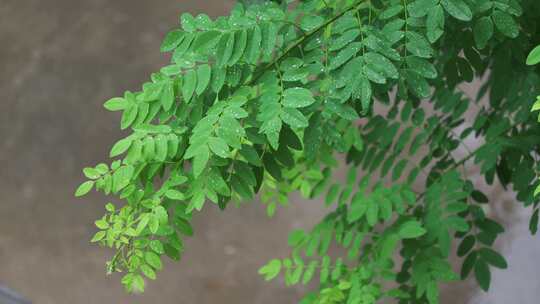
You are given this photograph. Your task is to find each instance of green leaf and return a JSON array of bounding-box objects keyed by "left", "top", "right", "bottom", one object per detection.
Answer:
[
  {"left": 406, "top": 56, "right": 437, "bottom": 79},
  {"left": 380, "top": 5, "right": 403, "bottom": 20},
  {"left": 216, "top": 33, "right": 235, "bottom": 67},
  {"left": 83, "top": 167, "right": 100, "bottom": 179},
  {"left": 94, "top": 219, "right": 108, "bottom": 229},
  {"left": 530, "top": 209, "right": 539, "bottom": 235},
  {"left": 245, "top": 26, "right": 262, "bottom": 64},
  {"left": 326, "top": 101, "right": 359, "bottom": 121},
  {"left": 358, "top": 76, "right": 372, "bottom": 113},
  {"left": 281, "top": 108, "right": 308, "bottom": 128},
  {"left": 526, "top": 45, "right": 540, "bottom": 66},
  {"left": 366, "top": 201, "right": 379, "bottom": 226},
  {"left": 329, "top": 29, "right": 360, "bottom": 51},
  {"left": 121, "top": 104, "right": 138, "bottom": 130},
  {"left": 165, "top": 189, "right": 185, "bottom": 200},
  {"left": 348, "top": 193, "right": 368, "bottom": 223},
  {"left": 182, "top": 69, "right": 197, "bottom": 102},
  {"left": 192, "top": 145, "right": 210, "bottom": 177},
  {"left": 75, "top": 181, "right": 94, "bottom": 197},
  {"left": 445, "top": 215, "right": 470, "bottom": 232},
  {"left": 90, "top": 231, "right": 106, "bottom": 242},
  {"left": 145, "top": 251, "right": 163, "bottom": 270},
  {"left": 208, "top": 137, "right": 230, "bottom": 158},
  {"left": 404, "top": 70, "right": 431, "bottom": 98},
  {"left": 140, "top": 264, "right": 156, "bottom": 280},
  {"left": 229, "top": 29, "right": 248, "bottom": 65},
  {"left": 195, "top": 64, "right": 211, "bottom": 95},
  {"left": 300, "top": 15, "right": 324, "bottom": 31},
  {"left": 131, "top": 274, "right": 145, "bottom": 293},
  {"left": 398, "top": 221, "right": 427, "bottom": 239},
  {"left": 406, "top": 32, "right": 434, "bottom": 58},
  {"left": 258, "top": 259, "right": 281, "bottom": 281},
  {"left": 239, "top": 145, "right": 262, "bottom": 167},
  {"left": 478, "top": 247, "right": 507, "bottom": 269},
  {"left": 392, "top": 159, "right": 407, "bottom": 181},
  {"left": 441, "top": 0, "right": 472, "bottom": 21},
  {"left": 364, "top": 52, "right": 398, "bottom": 79},
  {"left": 474, "top": 17, "right": 494, "bottom": 50},
  {"left": 492, "top": 11, "right": 519, "bottom": 38},
  {"left": 457, "top": 235, "right": 475, "bottom": 257},
  {"left": 471, "top": 190, "right": 489, "bottom": 203},
  {"left": 329, "top": 42, "right": 362, "bottom": 70},
  {"left": 104, "top": 97, "right": 127, "bottom": 111},
  {"left": 262, "top": 22, "right": 278, "bottom": 59},
  {"left": 474, "top": 259, "right": 491, "bottom": 291},
  {"left": 302, "top": 261, "right": 318, "bottom": 284},
  {"left": 154, "top": 134, "right": 168, "bottom": 162},
  {"left": 320, "top": 255, "right": 331, "bottom": 283},
  {"left": 282, "top": 88, "right": 315, "bottom": 108},
  {"left": 161, "top": 30, "right": 184, "bottom": 52},
  {"left": 408, "top": 0, "right": 438, "bottom": 18},
  {"left": 180, "top": 13, "right": 196, "bottom": 32},
  {"left": 192, "top": 30, "right": 220, "bottom": 50},
  {"left": 136, "top": 215, "right": 150, "bottom": 235},
  {"left": 426, "top": 5, "right": 445, "bottom": 43},
  {"left": 160, "top": 82, "right": 175, "bottom": 111}
]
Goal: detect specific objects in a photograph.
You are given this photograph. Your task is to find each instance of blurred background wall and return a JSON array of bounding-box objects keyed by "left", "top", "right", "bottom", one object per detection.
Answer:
[{"left": 1, "top": 1, "right": 539, "bottom": 303}]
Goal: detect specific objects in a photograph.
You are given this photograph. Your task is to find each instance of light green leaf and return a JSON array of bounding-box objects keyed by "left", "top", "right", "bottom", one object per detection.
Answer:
[
  {"left": 131, "top": 274, "right": 145, "bottom": 293},
  {"left": 140, "top": 264, "right": 156, "bottom": 280},
  {"left": 75, "top": 181, "right": 94, "bottom": 197},
  {"left": 110, "top": 138, "right": 132, "bottom": 157},
  {"left": 526, "top": 45, "right": 540, "bottom": 66},
  {"left": 145, "top": 251, "right": 163, "bottom": 270},
  {"left": 90, "top": 231, "right": 106, "bottom": 242},
  {"left": 258, "top": 259, "right": 281, "bottom": 281}
]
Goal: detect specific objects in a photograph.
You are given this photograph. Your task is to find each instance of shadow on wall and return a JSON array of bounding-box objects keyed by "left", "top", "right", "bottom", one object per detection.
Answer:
[{"left": 0, "top": 1, "right": 539, "bottom": 303}]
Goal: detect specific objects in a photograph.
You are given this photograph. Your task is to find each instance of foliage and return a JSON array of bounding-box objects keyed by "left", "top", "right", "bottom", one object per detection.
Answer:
[{"left": 76, "top": 0, "right": 540, "bottom": 302}]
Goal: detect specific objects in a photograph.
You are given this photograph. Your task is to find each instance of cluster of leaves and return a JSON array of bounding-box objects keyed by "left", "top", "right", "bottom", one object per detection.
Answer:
[{"left": 76, "top": 0, "right": 540, "bottom": 302}]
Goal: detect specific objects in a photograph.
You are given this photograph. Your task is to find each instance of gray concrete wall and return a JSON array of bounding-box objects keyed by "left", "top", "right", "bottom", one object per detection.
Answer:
[{"left": 1, "top": 1, "right": 539, "bottom": 303}]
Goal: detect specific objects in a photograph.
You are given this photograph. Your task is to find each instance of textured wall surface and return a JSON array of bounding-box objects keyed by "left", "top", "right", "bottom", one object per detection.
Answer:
[{"left": 0, "top": 1, "right": 539, "bottom": 304}]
